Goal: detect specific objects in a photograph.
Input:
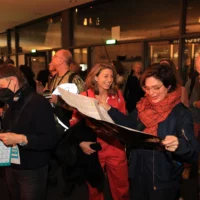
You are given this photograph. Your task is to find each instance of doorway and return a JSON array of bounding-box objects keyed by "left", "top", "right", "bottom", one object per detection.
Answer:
[{"left": 25, "top": 52, "right": 48, "bottom": 78}]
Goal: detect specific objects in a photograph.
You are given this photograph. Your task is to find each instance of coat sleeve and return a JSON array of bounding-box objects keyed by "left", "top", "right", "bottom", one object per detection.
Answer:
[
  {"left": 108, "top": 107, "right": 138, "bottom": 129},
  {"left": 174, "top": 106, "right": 199, "bottom": 163}
]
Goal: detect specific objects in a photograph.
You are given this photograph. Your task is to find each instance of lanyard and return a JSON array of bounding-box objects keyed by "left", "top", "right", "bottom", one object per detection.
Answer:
[{"left": 52, "top": 70, "right": 70, "bottom": 92}]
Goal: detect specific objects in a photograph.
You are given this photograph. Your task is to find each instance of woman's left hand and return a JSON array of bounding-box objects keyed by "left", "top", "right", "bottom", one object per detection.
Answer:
[{"left": 162, "top": 135, "right": 179, "bottom": 152}]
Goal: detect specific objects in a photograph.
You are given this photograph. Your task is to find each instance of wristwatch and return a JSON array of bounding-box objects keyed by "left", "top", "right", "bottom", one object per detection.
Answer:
[{"left": 18, "top": 142, "right": 27, "bottom": 146}]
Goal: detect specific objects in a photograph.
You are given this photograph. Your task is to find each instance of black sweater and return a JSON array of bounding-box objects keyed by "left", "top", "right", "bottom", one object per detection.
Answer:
[{"left": 2, "top": 86, "right": 57, "bottom": 169}]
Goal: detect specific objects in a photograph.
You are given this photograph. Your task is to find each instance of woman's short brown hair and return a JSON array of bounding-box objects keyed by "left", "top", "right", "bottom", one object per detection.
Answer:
[
  {"left": 140, "top": 63, "right": 177, "bottom": 93},
  {"left": 85, "top": 63, "right": 117, "bottom": 95}
]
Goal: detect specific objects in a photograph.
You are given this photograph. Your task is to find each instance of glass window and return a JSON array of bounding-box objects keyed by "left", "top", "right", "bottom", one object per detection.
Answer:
[
  {"left": 18, "top": 15, "right": 62, "bottom": 53},
  {"left": 91, "top": 42, "right": 142, "bottom": 80},
  {"left": 148, "top": 41, "right": 179, "bottom": 68},
  {"left": 73, "top": 0, "right": 180, "bottom": 46},
  {"left": 11, "top": 31, "right": 16, "bottom": 54},
  {"left": 18, "top": 54, "right": 25, "bottom": 66},
  {"left": 73, "top": 48, "right": 88, "bottom": 64},
  {"left": 31, "top": 56, "right": 46, "bottom": 78},
  {"left": 0, "top": 33, "right": 7, "bottom": 56},
  {"left": 186, "top": 0, "right": 200, "bottom": 33},
  {"left": 181, "top": 37, "right": 200, "bottom": 86},
  {"left": 73, "top": 48, "right": 88, "bottom": 80},
  {"left": 10, "top": 55, "right": 16, "bottom": 66}
]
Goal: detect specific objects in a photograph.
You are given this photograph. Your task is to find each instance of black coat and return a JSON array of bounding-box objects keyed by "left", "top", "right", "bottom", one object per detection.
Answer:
[
  {"left": 2, "top": 86, "right": 57, "bottom": 170},
  {"left": 55, "top": 119, "right": 105, "bottom": 191},
  {"left": 124, "top": 75, "right": 144, "bottom": 113}
]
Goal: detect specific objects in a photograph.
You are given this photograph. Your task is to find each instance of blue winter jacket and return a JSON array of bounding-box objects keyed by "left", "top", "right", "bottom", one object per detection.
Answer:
[{"left": 108, "top": 103, "right": 199, "bottom": 190}]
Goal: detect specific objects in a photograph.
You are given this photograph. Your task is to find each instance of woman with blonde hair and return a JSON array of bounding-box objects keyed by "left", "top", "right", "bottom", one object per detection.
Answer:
[{"left": 70, "top": 63, "right": 129, "bottom": 200}]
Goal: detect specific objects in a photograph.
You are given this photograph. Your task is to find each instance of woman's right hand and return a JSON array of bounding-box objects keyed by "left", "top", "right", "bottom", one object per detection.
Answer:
[
  {"left": 79, "top": 141, "right": 96, "bottom": 155},
  {"left": 69, "top": 117, "right": 79, "bottom": 127}
]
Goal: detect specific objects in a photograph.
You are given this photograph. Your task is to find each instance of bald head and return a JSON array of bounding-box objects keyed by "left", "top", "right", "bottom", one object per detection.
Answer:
[
  {"left": 195, "top": 55, "right": 200, "bottom": 74},
  {"left": 56, "top": 49, "right": 72, "bottom": 66},
  {"left": 50, "top": 49, "right": 72, "bottom": 68}
]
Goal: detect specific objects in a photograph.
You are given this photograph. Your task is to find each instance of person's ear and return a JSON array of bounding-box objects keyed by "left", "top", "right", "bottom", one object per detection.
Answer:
[{"left": 95, "top": 76, "right": 98, "bottom": 82}]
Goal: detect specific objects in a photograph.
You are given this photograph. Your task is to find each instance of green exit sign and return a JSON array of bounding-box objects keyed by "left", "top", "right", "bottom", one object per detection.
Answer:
[
  {"left": 106, "top": 39, "right": 117, "bottom": 45},
  {"left": 31, "top": 49, "right": 37, "bottom": 53}
]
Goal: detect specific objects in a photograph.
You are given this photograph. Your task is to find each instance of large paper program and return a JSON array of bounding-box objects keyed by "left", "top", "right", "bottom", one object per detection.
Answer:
[
  {"left": 58, "top": 87, "right": 114, "bottom": 123},
  {"left": 58, "top": 87, "right": 163, "bottom": 150}
]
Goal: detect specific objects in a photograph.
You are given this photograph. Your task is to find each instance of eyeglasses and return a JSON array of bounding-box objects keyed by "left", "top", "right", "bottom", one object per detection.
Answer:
[
  {"left": 143, "top": 84, "right": 163, "bottom": 93},
  {"left": 53, "top": 55, "right": 67, "bottom": 62}
]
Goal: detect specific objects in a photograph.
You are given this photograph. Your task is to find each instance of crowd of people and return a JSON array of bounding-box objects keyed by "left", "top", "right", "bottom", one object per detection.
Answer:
[{"left": 0, "top": 51, "right": 199, "bottom": 200}]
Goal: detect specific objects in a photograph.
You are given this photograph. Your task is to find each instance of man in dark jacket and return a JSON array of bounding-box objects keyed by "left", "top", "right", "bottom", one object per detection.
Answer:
[{"left": 0, "top": 64, "right": 57, "bottom": 200}]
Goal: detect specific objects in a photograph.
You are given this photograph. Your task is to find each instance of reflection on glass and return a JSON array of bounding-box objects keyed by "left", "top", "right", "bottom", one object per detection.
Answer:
[
  {"left": 91, "top": 43, "right": 142, "bottom": 82},
  {"left": 10, "top": 56, "right": 16, "bottom": 65},
  {"left": 19, "top": 15, "right": 62, "bottom": 53},
  {"left": 182, "top": 38, "right": 200, "bottom": 86},
  {"left": 73, "top": 48, "right": 87, "bottom": 64},
  {"left": 0, "top": 33, "right": 7, "bottom": 56},
  {"left": 148, "top": 41, "right": 179, "bottom": 68},
  {"left": 73, "top": 0, "right": 180, "bottom": 46},
  {"left": 186, "top": 0, "right": 200, "bottom": 33},
  {"left": 18, "top": 54, "right": 25, "bottom": 66},
  {"left": 11, "top": 31, "right": 16, "bottom": 54}
]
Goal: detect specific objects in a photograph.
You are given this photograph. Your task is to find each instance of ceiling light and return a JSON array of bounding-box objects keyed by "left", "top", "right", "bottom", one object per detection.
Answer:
[{"left": 70, "top": 0, "right": 77, "bottom": 3}]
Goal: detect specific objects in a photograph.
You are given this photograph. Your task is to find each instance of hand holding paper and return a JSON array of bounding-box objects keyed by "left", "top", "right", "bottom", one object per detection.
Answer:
[{"left": 0, "top": 132, "right": 27, "bottom": 146}]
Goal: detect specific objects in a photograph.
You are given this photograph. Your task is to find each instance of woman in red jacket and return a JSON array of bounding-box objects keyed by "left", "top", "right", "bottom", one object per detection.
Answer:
[{"left": 70, "top": 63, "right": 129, "bottom": 200}]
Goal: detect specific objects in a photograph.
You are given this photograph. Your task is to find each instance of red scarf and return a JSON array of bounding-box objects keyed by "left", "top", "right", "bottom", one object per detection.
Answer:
[{"left": 136, "top": 87, "right": 181, "bottom": 136}]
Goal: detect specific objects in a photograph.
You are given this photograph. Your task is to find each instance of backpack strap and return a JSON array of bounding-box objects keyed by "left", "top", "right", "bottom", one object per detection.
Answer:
[{"left": 68, "top": 72, "right": 77, "bottom": 83}]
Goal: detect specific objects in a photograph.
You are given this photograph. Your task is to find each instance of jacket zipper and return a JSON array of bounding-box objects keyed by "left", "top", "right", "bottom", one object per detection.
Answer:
[{"left": 153, "top": 150, "right": 157, "bottom": 190}]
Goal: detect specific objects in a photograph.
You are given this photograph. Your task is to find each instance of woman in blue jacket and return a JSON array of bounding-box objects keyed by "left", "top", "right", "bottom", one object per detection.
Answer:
[{"left": 100, "top": 63, "right": 199, "bottom": 200}]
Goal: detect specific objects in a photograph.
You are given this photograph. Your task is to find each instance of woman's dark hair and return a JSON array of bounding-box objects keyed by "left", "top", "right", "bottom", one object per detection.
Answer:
[
  {"left": 140, "top": 63, "right": 177, "bottom": 93},
  {"left": 36, "top": 69, "right": 49, "bottom": 87},
  {"left": 5, "top": 58, "right": 14, "bottom": 65},
  {"left": 160, "top": 59, "right": 182, "bottom": 85},
  {"left": 19, "top": 65, "right": 35, "bottom": 79},
  {"left": 0, "top": 64, "right": 26, "bottom": 87},
  {"left": 19, "top": 65, "right": 36, "bottom": 89}
]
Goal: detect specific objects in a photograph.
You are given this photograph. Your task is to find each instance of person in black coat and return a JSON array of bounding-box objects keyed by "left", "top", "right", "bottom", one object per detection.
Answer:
[
  {"left": 0, "top": 64, "right": 57, "bottom": 200},
  {"left": 124, "top": 57, "right": 144, "bottom": 113}
]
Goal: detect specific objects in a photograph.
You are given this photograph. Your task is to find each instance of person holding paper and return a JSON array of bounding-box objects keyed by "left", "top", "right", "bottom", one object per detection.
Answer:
[
  {"left": 70, "top": 63, "right": 129, "bottom": 200},
  {"left": 99, "top": 63, "right": 199, "bottom": 200},
  {"left": 0, "top": 65, "right": 57, "bottom": 200}
]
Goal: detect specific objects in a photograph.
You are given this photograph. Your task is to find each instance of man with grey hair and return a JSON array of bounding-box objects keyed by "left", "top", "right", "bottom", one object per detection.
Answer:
[
  {"left": 49, "top": 49, "right": 84, "bottom": 99},
  {"left": 48, "top": 49, "right": 84, "bottom": 196}
]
